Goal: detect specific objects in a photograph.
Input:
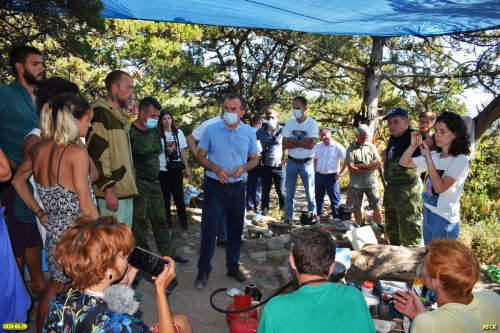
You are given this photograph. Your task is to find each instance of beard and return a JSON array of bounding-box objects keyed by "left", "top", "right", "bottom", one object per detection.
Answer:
[{"left": 23, "top": 71, "right": 43, "bottom": 86}]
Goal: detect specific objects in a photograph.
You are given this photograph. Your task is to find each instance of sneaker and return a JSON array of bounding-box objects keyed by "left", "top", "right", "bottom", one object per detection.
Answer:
[
  {"left": 227, "top": 268, "right": 248, "bottom": 283},
  {"left": 195, "top": 270, "right": 209, "bottom": 289},
  {"left": 284, "top": 217, "right": 294, "bottom": 224}
]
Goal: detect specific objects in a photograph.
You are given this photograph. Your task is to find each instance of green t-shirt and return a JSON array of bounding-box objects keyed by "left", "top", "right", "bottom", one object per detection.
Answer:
[
  {"left": 129, "top": 124, "right": 162, "bottom": 196},
  {"left": 258, "top": 282, "right": 376, "bottom": 333},
  {"left": 346, "top": 141, "right": 380, "bottom": 189},
  {"left": 0, "top": 81, "right": 37, "bottom": 165}
]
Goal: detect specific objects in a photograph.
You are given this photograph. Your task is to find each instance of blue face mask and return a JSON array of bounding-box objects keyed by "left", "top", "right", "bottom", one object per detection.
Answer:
[
  {"left": 145, "top": 118, "right": 158, "bottom": 129},
  {"left": 292, "top": 108, "right": 303, "bottom": 119},
  {"left": 224, "top": 111, "right": 239, "bottom": 125}
]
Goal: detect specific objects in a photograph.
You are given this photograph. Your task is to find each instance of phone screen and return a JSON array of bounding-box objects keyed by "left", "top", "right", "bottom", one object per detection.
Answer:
[{"left": 128, "top": 247, "right": 167, "bottom": 276}]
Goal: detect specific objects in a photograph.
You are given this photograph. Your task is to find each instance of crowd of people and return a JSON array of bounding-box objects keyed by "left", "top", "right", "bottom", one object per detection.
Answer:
[{"left": 0, "top": 44, "right": 498, "bottom": 333}]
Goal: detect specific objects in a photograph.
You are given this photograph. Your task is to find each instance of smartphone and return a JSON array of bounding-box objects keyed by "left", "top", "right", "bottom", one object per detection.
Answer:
[{"left": 128, "top": 246, "right": 167, "bottom": 276}]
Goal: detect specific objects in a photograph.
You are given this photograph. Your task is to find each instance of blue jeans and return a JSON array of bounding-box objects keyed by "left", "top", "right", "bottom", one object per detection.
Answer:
[
  {"left": 203, "top": 174, "right": 227, "bottom": 241},
  {"left": 260, "top": 165, "right": 285, "bottom": 211},
  {"left": 246, "top": 166, "right": 262, "bottom": 211},
  {"left": 423, "top": 206, "right": 459, "bottom": 245},
  {"left": 315, "top": 172, "right": 341, "bottom": 218},
  {"left": 285, "top": 159, "right": 316, "bottom": 219},
  {"left": 197, "top": 177, "right": 245, "bottom": 272}
]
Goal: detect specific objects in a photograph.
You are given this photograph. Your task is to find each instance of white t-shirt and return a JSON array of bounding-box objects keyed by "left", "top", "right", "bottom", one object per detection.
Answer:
[
  {"left": 159, "top": 129, "right": 187, "bottom": 171},
  {"left": 413, "top": 152, "right": 469, "bottom": 223},
  {"left": 283, "top": 117, "right": 319, "bottom": 159},
  {"left": 314, "top": 141, "right": 346, "bottom": 174},
  {"left": 191, "top": 115, "right": 222, "bottom": 141}
]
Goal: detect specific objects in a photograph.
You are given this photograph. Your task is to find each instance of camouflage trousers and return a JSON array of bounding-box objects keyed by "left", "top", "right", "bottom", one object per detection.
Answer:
[
  {"left": 383, "top": 180, "right": 423, "bottom": 247},
  {"left": 132, "top": 194, "right": 177, "bottom": 258}
]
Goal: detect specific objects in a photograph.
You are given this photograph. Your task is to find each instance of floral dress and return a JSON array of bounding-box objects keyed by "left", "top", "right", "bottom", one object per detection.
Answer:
[{"left": 42, "top": 288, "right": 151, "bottom": 333}]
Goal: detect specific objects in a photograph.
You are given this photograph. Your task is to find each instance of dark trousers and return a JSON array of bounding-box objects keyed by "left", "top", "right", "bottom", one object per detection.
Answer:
[
  {"left": 159, "top": 170, "right": 188, "bottom": 229},
  {"left": 2, "top": 184, "right": 42, "bottom": 257},
  {"left": 260, "top": 165, "right": 285, "bottom": 211},
  {"left": 315, "top": 172, "right": 341, "bottom": 218},
  {"left": 246, "top": 167, "right": 261, "bottom": 211},
  {"left": 197, "top": 177, "right": 245, "bottom": 272}
]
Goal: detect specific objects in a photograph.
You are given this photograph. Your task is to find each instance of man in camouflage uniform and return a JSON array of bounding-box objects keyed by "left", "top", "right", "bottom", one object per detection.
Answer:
[
  {"left": 129, "top": 97, "right": 189, "bottom": 263},
  {"left": 383, "top": 108, "right": 423, "bottom": 247}
]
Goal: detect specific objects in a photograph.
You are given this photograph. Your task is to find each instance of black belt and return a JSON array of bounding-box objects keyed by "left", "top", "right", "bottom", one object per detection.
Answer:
[
  {"left": 316, "top": 172, "right": 337, "bottom": 176},
  {"left": 288, "top": 156, "right": 312, "bottom": 163},
  {"left": 207, "top": 177, "right": 246, "bottom": 187}
]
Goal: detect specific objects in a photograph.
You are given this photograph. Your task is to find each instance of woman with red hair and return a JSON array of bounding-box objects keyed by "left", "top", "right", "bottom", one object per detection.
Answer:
[{"left": 393, "top": 239, "right": 500, "bottom": 333}]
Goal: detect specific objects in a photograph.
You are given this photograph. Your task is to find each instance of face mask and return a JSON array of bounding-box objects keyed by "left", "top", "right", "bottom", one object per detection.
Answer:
[
  {"left": 268, "top": 118, "right": 278, "bottom": 129},
  {"left": 145, "top": 118, "right": 158, "bottom": 129},
  {"left": 293, "top": 108, "right": 302, "bottom": 119},
  {"left": 224, "top": 111, "right": 239, "bottom": 125}
]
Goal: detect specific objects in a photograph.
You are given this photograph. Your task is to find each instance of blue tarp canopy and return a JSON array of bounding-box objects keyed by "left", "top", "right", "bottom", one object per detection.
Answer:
[{"left": 99, "top": 0, "right": 500, "bottom": 36}]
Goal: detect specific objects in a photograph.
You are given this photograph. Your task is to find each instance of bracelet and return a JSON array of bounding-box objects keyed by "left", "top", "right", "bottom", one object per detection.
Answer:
[{"left": 35, "top": 209, "right": 45, "bottom": 217}]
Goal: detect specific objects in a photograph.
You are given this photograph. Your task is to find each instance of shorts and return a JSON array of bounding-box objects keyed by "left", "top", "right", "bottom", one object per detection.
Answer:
[{"left": 350, "top": 186, "right": 381, "bottom": 210}]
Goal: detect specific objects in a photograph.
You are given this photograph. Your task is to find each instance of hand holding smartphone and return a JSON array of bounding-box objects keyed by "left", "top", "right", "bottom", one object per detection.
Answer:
[{"left": 128, "top": 246, "right": 168, "bottom": 277}]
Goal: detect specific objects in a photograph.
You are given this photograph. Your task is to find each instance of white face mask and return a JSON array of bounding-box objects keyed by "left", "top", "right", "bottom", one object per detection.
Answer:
[
  {"left": 224, "top": 111, "right": 239, "bottom": 125},
  {"left": 292, "top": 108, "right": 302, "bottom": 119},
  {"left": 268, "top": 118, "right": 278, "bottom": 129}
]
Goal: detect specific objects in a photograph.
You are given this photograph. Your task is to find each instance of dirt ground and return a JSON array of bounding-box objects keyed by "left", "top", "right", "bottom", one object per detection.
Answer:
[{"left": 25, "top": 187, "right": 499, "bottom": 333}]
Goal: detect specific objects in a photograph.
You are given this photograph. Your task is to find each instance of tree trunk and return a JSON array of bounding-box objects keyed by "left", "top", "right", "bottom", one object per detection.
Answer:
[
  {"left": 474, "top": 94, "right": 500, "bottom": 141},
  {"left": 362, "top": 37, "right": 386, "bottom": 132},
  {"left": 346, "top": 244, "right": 425, "bottom": 282}
]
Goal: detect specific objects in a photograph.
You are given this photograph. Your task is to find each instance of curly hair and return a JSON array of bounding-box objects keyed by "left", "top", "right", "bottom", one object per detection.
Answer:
[
  {"left": 424, "top": 239, "right": 479, "bottom": 300},
  {"left": 55, "top": 216, "right": 135, "bottom": 291},
  {"left": 435, "top": 112, "right": 470, "bottom": 156}
]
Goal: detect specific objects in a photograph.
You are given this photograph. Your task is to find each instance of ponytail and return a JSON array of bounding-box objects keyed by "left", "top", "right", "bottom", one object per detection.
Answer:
[
  {"left": 42, "top": 94, "right": 91, "bottom": 146},
  {"left": 53, "top": 105, "right": 79, "bottom": 146}
]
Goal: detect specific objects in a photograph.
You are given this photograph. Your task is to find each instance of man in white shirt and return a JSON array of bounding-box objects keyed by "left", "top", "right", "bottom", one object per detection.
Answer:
[
  {"left": 283, "top": 96, "right": 319, "bottom": 222},
  {"left": 313, "top": 128, "right": 347, "bottom": 218}
]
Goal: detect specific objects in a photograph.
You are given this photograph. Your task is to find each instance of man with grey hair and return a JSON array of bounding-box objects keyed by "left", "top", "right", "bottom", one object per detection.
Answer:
[{"left": 345, "top": 124, "right": 383, "bottom": 228}]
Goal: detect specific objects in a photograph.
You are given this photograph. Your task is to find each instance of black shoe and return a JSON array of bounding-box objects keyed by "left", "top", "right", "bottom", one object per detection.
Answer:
[
  {"left": 195, "top": 270, "right": 209, "bottom": 289},
  {"left": 217, "top": 240, "right": 227, "bottom": 247},
  {"left": 227, "top": 268, "right": 248, "bottom": 283},
  {"left": 173, "top": 255, "right": 190, "bottom": 264},
  {"left": 166, "top": 278, "right": 178, "bottom": 295}
]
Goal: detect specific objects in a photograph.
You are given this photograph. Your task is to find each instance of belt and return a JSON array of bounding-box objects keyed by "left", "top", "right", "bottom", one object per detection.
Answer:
[
  {"left": 288, "top": 156, "right": 312, "bottom": 163},
  {"left": 207, "top": 177, "right": 246, "bottom": 187},
  {"left": 316, "top": 172, "right": 337, "bottom": 176}
]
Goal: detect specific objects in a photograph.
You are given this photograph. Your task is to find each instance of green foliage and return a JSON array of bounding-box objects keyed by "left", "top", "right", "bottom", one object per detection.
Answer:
[{"left": 459, "top": 127, "right": 500, "bottom": 264}]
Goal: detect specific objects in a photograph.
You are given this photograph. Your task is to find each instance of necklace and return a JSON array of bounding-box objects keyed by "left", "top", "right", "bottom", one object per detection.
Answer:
[
  {"left": 84, "top": 289, "right": 105, "bottom": 298},
  {"left": 298, "top": 278, "right": 328, "bottom": 288}
]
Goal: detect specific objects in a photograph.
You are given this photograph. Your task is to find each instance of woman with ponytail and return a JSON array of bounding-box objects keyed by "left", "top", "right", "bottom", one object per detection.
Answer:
[{"left": 13, "top": 93, "right": 99, "bottom": 333}]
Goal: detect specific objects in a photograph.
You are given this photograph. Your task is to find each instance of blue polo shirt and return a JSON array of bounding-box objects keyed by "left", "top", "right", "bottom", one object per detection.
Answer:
[
  {"left": 0, "top": 81, "right": 37, "bottom": 165},
  {"left": 198, "top": 120, "right": 258, "bottom": 182}
]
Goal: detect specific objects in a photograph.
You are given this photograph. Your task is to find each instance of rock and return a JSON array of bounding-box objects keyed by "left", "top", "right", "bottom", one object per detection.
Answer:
[
  {"left": 255, "top": 266, "right": 276, "bottom": 277},
  {"left": 182, "top": 246, "right": 195, "bottom": 254},
  {"left": 276, "top": 266, "right": 293, "bottom": 284},
  {"left": 266, "top": 249, "right": 289, "bottom": 262},
  {"left": 257, "top": 237, "right": 270, "bottom": 246},
  {"left": 259, "top": 276, "right": 281, "bottom": 290},
  {"left": 267, "top": 235, "right": 291, "bottom": 250},
  {"left": 248, "top": 250, "right": 267, "bottom": 263},
  {"left": 242, "top": 239, "right": 258, "bottom": 251}
]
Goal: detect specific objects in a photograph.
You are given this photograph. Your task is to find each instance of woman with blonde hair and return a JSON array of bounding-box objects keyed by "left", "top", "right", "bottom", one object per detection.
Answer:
[
  {"left": 43, "top": 216, "right": 191, "bottom": 333},
  {"left": 13, "top": 93, "right": 99, "bottom": 333},
  {"left": 393, "top": 239, "right": 500, "bottom": 333}
]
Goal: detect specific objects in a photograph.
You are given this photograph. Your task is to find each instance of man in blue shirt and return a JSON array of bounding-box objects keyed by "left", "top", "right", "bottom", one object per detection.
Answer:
[
  {"left": 0, "top": 45, "right": 47, "bottom": 296},
  {"left": 195, "top": 94, "right": 259, "bottom": 288}
]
